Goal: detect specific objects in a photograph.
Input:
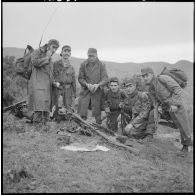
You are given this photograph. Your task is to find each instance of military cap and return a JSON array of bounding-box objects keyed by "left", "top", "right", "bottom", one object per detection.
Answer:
[
  {"left": 62, "top": 45, "right": 71, "bottom": 51},
  {"left": 124, "top": 77, "right": 137, "bottom": 87},
  {"left": 141, "top": 67, "right": 154, "bottom": 76},
  {"left": 48, "top": 39, "right": 60, "bottom": 47},
  {"left": 88, "top": 48, "right": 97, "bottom": 55},
  {"left": 109, "top": 77, "right": 119, "bottom": 84}
]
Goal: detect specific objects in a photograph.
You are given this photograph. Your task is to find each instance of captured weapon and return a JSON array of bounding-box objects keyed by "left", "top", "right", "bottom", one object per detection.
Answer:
[
  {"left": 3, "top": 100, "right": 27, "bottom": 116},
  {"left": 58, "top": 107, "right": 138, "bottom": 154}
]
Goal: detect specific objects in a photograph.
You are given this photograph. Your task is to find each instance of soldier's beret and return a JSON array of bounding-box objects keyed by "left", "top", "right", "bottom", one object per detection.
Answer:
[
  {"left": 109, "top": 77, "right": 119, "bottom": 84},
  {"left": 48, "top": 39, "right": 60, "bottom": 47},
  {"left": 141, "top": 67, "right": 154, "bottom": 76},
  {"left": 88, "top": 48, "right": 97, "bottom": 55}
]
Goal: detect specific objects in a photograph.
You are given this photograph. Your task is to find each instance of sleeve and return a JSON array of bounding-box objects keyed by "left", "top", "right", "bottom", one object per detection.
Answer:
[
  {"left": 78, "top": 63, "right": 88, "bottom": 87},
  {"left": 102, "top": 89, "right": 109, "bottom": 109},
  {"left": 71, "top": 68, "right": 77, "bottom": 98},
  {"left": 159, "top": 75, "right": 182, "bottom": 106},
  {"left": 121, "top": 90, "right": 128, "bottom": 101},
  {"left": 98, "top": 63, "right": 109, "bottom": 87},
  {"left": 31, "top": 50, "right": 50, "bottom": 68},
  {"left": 131, "top": 93, "right": 152, "bottom": 128}
]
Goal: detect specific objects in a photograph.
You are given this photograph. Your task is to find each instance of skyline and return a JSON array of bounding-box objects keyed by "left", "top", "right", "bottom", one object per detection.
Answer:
[{"left": 3, "top": 2, "right": 194, "bottom": 63}]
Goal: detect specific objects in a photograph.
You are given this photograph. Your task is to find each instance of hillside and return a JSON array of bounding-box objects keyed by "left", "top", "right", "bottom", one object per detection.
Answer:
[{"left": 3, "top": 47, "right": 193, "bottom": 96}]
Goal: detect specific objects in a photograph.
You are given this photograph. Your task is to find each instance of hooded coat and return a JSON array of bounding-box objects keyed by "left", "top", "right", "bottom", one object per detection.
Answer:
[{"left": 28, "top": 48, "right": 53, "bottom": 112}]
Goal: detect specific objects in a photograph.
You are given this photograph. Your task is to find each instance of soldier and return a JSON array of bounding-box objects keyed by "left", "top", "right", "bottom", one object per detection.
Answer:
[
  {"left": 28, "top": 39, "right": 59, "bottom": 124},
  {"left": 52, "top": 45, "right": 76, "bottom": 119},
  {"left": 77, "top": 48, "right": 109, "bottom": 124},
  {"left": 102, "top": 77, "right": 127, "bottom": 132},
  {"left": 141, "top": 67, "right": 193, "bottom": 152},
  {"left": 117, "top": 76, "right": 155, "bottom": 142}
]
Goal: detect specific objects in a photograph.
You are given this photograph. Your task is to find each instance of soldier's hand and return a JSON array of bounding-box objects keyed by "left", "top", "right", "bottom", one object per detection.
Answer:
[
  {"left": 119, "top": 102, "right": 125, "bottom": 109},
  {"left": 46, "top": 50, "right": 53, "bottom": 58},
  {"left": 54, "top": 82, "right": 60, "bottom": 88},
  {"left": 169, "top": 105, "right": 178, "bottom": 113},
  {"left": 105, "top": 107, "right": 110, "bottom": 113},
  {"left": 93, "top": 84, "right": 99, "bottom": 92},
  {"left": 124, "top": 123, "right": 133, "bottom": 134}
]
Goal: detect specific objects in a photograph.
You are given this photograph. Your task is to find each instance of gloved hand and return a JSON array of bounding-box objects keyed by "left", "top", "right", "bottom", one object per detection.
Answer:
[{"left": 124, "top": 123, "right": 133, "bottom": 134}]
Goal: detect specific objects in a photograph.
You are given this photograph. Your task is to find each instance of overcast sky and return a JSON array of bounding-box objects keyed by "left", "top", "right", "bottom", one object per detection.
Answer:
[{"left": 3, "top": 2, "right": 194, "bottom": 63}]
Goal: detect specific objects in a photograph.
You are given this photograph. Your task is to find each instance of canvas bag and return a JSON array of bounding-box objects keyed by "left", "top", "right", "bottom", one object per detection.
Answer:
[{"left": 15, "top": 45, "right": 34, "bottom": 80}]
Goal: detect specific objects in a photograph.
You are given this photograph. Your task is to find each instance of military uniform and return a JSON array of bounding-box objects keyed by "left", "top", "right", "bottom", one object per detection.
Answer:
[
  {"left": 123, "top": 89, "right": 154, "bottom": 139},
  {"left": 103, "top": 88, "right": 127, "bottom": 131},
  {"left": 77, "top": 48, "right": 108, "bottom": 123},
  {"left": 52, "top": 59, "right": 76, "bottom": 117},
  {"left": 142, "top": 68, "right": 193, "bottom": 147}
]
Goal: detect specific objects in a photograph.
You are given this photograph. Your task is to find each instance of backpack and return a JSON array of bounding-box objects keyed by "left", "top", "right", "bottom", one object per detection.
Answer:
[
  {"left": 160, "top": 67, "right": 187, "bottom": 88},
  {"left": 15, "top": 45, "right": 34, "bottom": 80}
]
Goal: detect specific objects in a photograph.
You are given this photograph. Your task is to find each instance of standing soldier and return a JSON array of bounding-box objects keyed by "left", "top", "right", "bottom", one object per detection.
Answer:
[
  {"left": 141, "top": 67, "right": 193, "bottom": 152},
  {"left": 77, "top": 48, "right": 109, "bottom": 124},
  {"left": 117, "top": 76, "right": 155, "bottom": 143},
  {"left": 28, "top": 39, "right": 60, "bottom": 124},
  {"left": 52, "top": 45, "right": 76, "bottom": 119},
  {"left": 103, "top": 77, "right": 127, "bottom": 132}
]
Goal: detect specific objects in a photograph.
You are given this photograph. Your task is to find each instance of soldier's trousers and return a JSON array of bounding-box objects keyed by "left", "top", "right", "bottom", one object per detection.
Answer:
[
  {"left": 169, "top": 105, "right": 192, "bottom": 146},
  {"left": 107, "top": 111, "right": 120, "bottom": 132},
  {"left": 33, "top": 111, "right": 49, "bottom": 124},
  {"left": 124, "top": 109, "right": 155, "bottom": 139}
]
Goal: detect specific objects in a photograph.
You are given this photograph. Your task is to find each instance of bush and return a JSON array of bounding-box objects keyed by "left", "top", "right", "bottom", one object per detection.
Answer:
[{"left": 3, "top": 56, "right": 28, "bottom": 107}]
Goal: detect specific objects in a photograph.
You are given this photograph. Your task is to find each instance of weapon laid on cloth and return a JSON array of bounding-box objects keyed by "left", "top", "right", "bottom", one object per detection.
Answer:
[
  {"left": 3, "top": 100, "right": 27, "bottom": 113},
  {"left": 59, "top": 107, "right": 139, "bottom": 154}
]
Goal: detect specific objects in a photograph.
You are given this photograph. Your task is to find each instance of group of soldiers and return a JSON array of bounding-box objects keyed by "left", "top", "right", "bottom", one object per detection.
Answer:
[{"left": 26, "top": 38, "right": 192, "bottom": 152}]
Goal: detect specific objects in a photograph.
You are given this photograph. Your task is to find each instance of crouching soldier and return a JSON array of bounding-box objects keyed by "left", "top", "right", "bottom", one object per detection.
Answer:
[
  {"left": 117, "top": 76, "right": 155, "bottom": 142},
  {"left": 141, "top": 67, "right": 193, "bottom": 152},
  {"left": 102, "top": 77, "right": 127, "bottom": 132},
  {"left": 52, "top": 45, "right": 76, "bottom": 120}
]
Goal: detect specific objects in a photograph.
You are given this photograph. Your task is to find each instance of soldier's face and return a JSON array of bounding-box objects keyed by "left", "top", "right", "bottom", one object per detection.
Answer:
[
  {"left": 88, "top": 54, "right": 97, "bottom": 63},
  {"left": 49, "top": 44, "right": 58, "bottom": 54},
  {"left": 61, "top": 49, "right": 71, "bottom": 59},
  {"left": 125, "top": 84, "right": 136, "bottom": 95},
  {"left": 142, "top": 73, "right": 153, "bottom": 85},
  {"left": 109, "top": 82, "right": 119, "bottom": 93}
]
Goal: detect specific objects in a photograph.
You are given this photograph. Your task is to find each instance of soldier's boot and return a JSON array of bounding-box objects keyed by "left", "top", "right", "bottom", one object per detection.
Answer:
[{"left": 181, "top": 145, "right": 189, "bottom": 152}]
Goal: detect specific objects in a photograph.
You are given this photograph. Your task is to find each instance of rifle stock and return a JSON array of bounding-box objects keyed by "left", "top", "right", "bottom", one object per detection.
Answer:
[{"left": 3, "top": 100, "right": 27, "bottom": 113}]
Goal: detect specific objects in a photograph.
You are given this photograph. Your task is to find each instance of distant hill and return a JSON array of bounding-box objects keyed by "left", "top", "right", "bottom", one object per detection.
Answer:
[{"left": 3, "top": 47, "right": 193, "bottom": 96}]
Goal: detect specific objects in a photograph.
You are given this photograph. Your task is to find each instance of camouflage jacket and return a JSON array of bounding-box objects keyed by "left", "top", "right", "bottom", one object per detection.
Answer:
[{"left": 123, "top": 90, "right": 152, "bottom": 128}]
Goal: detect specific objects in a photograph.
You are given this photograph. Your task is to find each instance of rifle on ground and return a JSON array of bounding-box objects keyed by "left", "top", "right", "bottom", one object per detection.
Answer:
[
  {"left": 3, "top": 100, "right": 27, "bottom": 113},
  {"left": 59, "top": 107, "right": 139, "bottom": 154}
]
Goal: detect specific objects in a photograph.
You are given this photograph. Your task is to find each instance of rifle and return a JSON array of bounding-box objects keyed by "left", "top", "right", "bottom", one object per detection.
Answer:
[
  {"left": 3, "top": 100, "right": 27, "bottom": 113},
  {"left": 58, "top": 107, "right": 139, "bottom": 154}
]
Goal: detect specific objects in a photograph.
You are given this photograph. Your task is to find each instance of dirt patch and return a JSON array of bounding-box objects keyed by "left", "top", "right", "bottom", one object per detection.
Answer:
[{"left": 2, "top": 114, "right": 193, "bottom": 193}]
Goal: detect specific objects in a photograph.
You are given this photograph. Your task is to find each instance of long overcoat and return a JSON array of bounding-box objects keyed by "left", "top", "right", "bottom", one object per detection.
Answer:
[
  {"left": 77, "top": 58, "right": 108, "bottom": 117},
  {"left": 28, "top": 48, "right": 53, "bottom": 112}
]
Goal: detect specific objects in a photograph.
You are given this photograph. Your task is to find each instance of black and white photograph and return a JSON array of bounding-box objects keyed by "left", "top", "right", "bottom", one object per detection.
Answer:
[{"left": 2, "top": 1, "right": 194, "bottom": 193}]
